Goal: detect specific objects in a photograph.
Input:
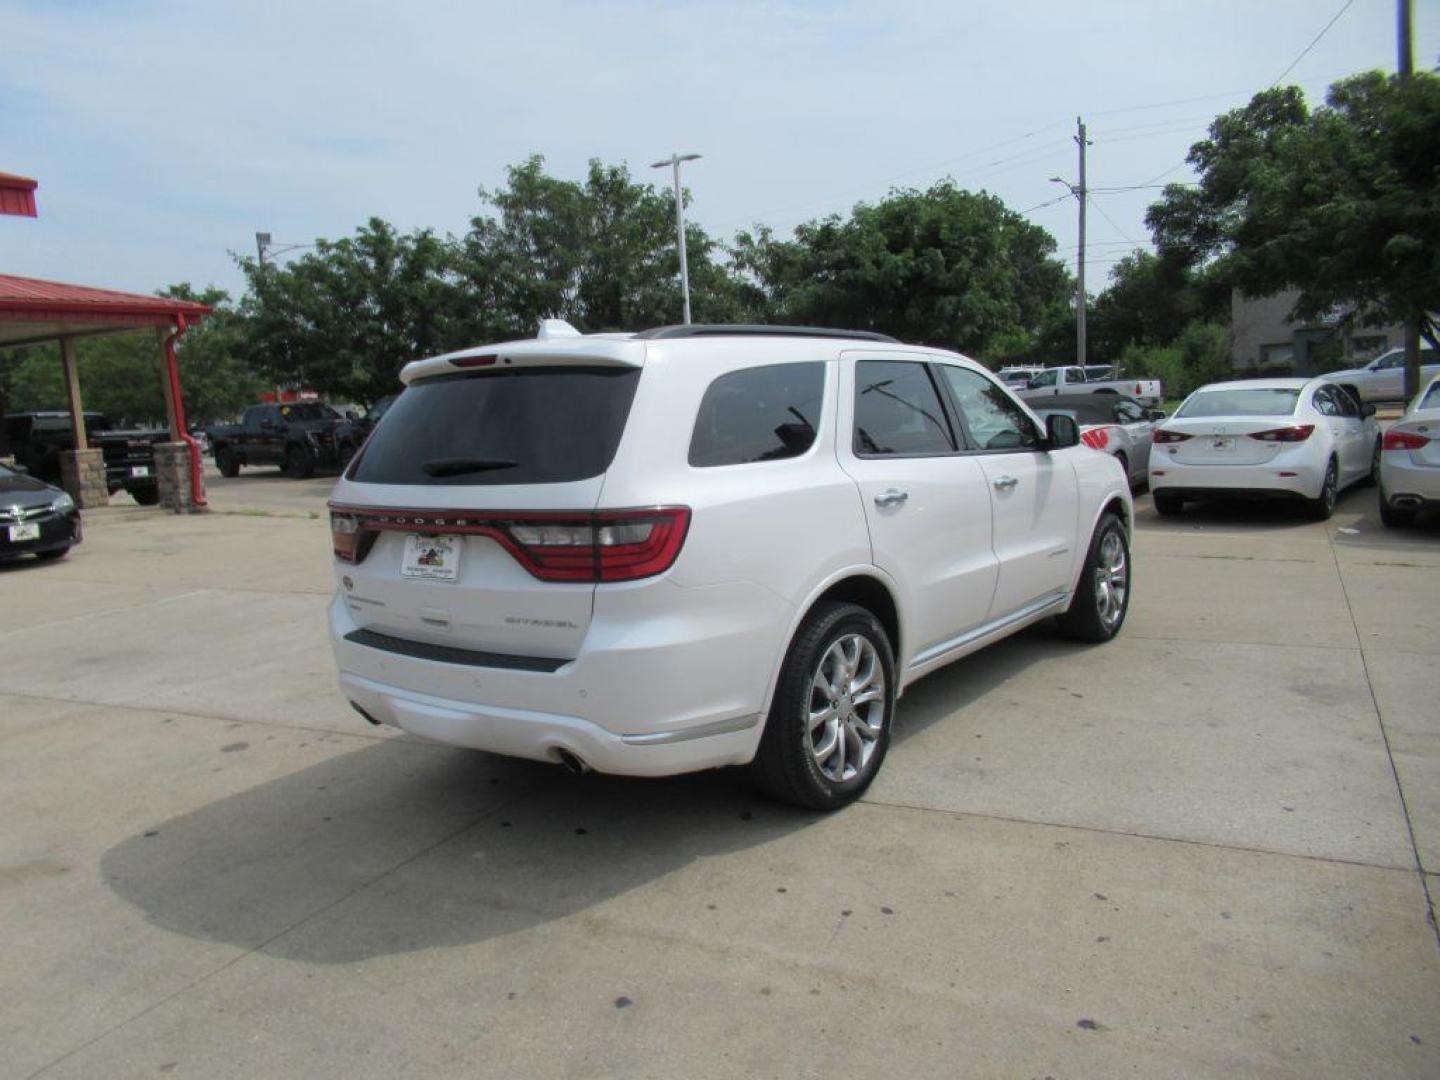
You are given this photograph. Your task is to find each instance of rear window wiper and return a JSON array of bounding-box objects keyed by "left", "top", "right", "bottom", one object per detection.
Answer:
[{"left": 421, "top": 457, "right": 519, "bottom": 477}]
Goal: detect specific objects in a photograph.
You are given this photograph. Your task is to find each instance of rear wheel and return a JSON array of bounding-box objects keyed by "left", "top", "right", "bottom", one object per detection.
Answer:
[
  {"left": 1153, "top": 492, "right": 1183, "bottom": 517},
  {"left": 1307, "top": 459, "right": 1338, "bottom": 521},
  {"left": 1056, "top": 513, "right": 1130, "bottom": 643},
  {"left": 283, "top": 444, "right": 315, "bottom": 480},
  {"left": 1362, "top": 438, "right": 1381, "bottom": 487},
  {"left": 215, "top": 447, "right": 240, "bottom": 478},
  {"left": 751, "top": 602, "right": 895, "bottom": 811}
]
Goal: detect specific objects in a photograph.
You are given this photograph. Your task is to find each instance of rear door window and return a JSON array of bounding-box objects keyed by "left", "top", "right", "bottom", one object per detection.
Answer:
[
  {"left": 853, "top": 360, "right": 955, "bottom": 456},
  {"left": 689, "top": 363, "right": 824, "bottom": 467},
  {"left": 351, "top": 367, "right": 641, "bottom": 485}
]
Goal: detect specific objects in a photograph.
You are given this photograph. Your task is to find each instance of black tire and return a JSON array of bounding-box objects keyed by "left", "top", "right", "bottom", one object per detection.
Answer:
[
  {"left": 1153, "top": 492, "right": 1183, "bottom": 517},
  {"left": 1056, "top": 512, "right": 1131, "bottom": 643},
  {"left": 750, "top": 601, "right": 896, "bottom": 811},
  {"left": 216, "top": 447, "right": 240, "bottom": 478},
  {"left": 283, "top": 443, "right": 315, "bottom": 480},
  {"left": 34, "top": 547, "right": 69, "bottom": 561},
  {"left": 1361, "top": 438, "right": 1381, "bottom": 487},
  {"left": 1378, "top": 489, "right": 1415, "bottom": 528},
  {"left": 1307, "top": 458, "right": 1338, "bottom": 521},
  {"left": 128, "top": 484, "right": 160, "bottom": 506}
]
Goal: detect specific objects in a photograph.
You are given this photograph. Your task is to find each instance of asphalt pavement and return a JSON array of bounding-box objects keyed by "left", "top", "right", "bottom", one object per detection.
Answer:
[{"left": 2, "top": 469, "right": 1437, "bottom": 1079}]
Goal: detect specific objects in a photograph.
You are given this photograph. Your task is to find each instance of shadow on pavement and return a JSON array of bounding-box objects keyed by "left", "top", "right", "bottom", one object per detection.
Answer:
[{"left": 99, "top": 620, "right": 1068, "bottom": 965}]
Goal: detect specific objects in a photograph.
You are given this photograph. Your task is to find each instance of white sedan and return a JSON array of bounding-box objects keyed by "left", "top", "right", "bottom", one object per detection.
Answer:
[
  {"left": 1149, "top": 378, "right": 1380, "bottom": 520},
  {"left": 1378, "top": 374, "right": 1440, "bottom": 526}
]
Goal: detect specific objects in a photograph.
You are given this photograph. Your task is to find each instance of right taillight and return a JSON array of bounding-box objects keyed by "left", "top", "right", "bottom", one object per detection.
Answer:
[
  {"left": 1153, "top": 429, "right": 1192, "bottom": 444},
  {"left": 1248, "top": 424, "right": 1315, "bottom": 442},
  {"left": 331, "top": 512, "right": 361, "bottom": 562},
  {"left": 1383, "top": 430, "right": 1430, "bottom": 451}
]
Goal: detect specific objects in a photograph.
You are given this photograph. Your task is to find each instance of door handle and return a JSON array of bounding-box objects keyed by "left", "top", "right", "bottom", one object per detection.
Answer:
[
  {"left": 992, "top": 475, "right": 1019, "bottom": 491},
  {"left": 874, "top": 489, "right": 908, "bottom": 508}
]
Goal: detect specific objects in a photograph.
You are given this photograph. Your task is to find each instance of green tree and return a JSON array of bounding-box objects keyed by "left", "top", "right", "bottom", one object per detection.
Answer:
[
  {"left": 240, "top": 219, "right": 460, "bottom": 405},
  {"left": 733, "top": 182, "right": 1072, "bottom": 361},
  {"left": 455, "top": 155, "right": 749, "bottom": 339},
  {"left": 1146, "top": 71, "right": 1440, "bottom": 395},
  {"left": 161, "top": 285, "right": 268, "bottom": 424},
  {"left": 1088, "top": 250, "right": 1227, "bottom": 362}
]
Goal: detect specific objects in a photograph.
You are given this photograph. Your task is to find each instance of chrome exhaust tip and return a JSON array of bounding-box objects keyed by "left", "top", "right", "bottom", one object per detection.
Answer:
[{"left": 1392, "top": 495, "right": 1422, "bottom": 509}]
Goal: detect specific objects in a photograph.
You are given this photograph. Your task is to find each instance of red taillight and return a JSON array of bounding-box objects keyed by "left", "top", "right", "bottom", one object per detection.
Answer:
[
  {"left": 1153, "top": 429, "right": 1192, "bottom": 444},
  {"left": 1080, "top": 427, "right": 1111, "bottom": 450},
  {"left": 326, "top": 505, "right": 690, "bottom": 583},
  {"left": 1248, "top": 424, "right": 1315, "bottom": 443},
  {"left": 1382, "top": 430, "right": 1430, "bottom": 451}
]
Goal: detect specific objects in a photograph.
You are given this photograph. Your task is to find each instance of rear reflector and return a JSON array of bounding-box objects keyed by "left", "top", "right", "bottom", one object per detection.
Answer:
[
  {"left": 1248, "top": 424, "right": 1315, "bottom": 443},
  {"left": 1383, "top": 430, "right": 1430, "bottom": 451},
  {"left": 328, "top": 504, "right": 690, "bottom": 583},
  {"left": 1153, "top": 429, "right": 1192, "bottom": 444}
]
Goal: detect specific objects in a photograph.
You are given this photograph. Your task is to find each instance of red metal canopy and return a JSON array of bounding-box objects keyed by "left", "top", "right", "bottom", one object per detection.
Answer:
[
  {"left": 0, "top": 272, "right": 211, "bottom": 347},
  {"left": 0, "top": 172, "right": 38, "bottom": 217}
]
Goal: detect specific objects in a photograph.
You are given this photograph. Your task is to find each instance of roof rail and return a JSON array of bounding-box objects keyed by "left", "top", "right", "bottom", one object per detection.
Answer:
[{"left": 634, "top": 323, "right": 900, "bottom": 344}]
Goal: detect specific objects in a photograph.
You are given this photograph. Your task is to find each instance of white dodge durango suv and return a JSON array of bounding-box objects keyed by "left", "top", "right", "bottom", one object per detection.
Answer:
[{"left": 328, "top": 322, "right": 1133, "bottom": 808}]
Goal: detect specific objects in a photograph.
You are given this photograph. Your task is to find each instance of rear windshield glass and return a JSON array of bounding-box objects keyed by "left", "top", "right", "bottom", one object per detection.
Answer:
[
  {"left": 1419, "top": 382, "right": 1440, "bottom": 411},
  {"left": 1177, "top": 388, "right": 1301, "bottom": 418},
  {"left": 350, "top": 367, "right": 640, "bottom": 486}
]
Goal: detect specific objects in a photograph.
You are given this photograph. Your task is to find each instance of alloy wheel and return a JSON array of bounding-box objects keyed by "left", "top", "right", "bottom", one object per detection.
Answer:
[
  {"left": 1094, "top": 529, "right": 1129, "bottom": 632},
  {"left": 807, "top": 634, "right": 886, "bottom": 783}
]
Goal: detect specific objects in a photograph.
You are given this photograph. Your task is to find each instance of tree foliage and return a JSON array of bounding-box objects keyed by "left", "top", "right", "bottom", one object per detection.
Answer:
[
  {"left": 734, "top": 182, "right": 1072, "bottom": 360},
  {"left": 1087, "top": 250, "right": 1228, "bottom": 361},
  {"left": 1146, "top": 72, "right": 1440, "bottom": 344}
]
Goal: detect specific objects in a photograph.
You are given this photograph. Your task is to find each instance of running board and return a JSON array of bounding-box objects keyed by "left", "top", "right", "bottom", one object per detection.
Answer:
[{"left": 907, "top": 590, "right": 1070, "bottom": 671}]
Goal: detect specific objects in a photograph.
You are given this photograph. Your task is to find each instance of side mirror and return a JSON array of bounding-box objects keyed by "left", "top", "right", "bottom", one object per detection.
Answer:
[
  {"left": 1145, "top": 408, "right": 1167, "bottom": 421},
  {"left": 1045, "top": 413, "right": 1080, "bottom": 449},
  {"left": 1361, "top": 403, "right": 1376, "bottom": 418},
  {"left": 345, "top": 410, "right": 360, "bottom": 421}
]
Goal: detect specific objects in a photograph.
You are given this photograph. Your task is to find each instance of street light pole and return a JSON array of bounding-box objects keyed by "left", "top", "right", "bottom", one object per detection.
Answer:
[{"left": 651, "top": 153, "right": 702, "bottom": 324}]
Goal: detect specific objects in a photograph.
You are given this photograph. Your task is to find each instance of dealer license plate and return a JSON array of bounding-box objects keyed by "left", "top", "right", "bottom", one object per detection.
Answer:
[
  {"left": 130, "top": 465, "right": 151, "bottom": 477},
  {"left": 401, "top": 534, "right": 461, "bottom": 581},
  {"left": 8, "top": 523, "right": 41, "bottom": 542}
]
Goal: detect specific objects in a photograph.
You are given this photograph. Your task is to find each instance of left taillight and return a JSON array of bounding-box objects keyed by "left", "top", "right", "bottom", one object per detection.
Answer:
[
  {"left": 1080, "top": 427, "right": 1111, "bottom": 450},
  {"left": 1248, "top": 424, "right": 1315, "bottom": 443},
  {"left": 331, "top": 512, "right": 360, "bottom": 561}
]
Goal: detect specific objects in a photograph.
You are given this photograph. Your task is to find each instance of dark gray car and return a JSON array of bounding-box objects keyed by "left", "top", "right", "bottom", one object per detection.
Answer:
[{"left": 0, "top": 463, "right": 82, "bottom": 561}]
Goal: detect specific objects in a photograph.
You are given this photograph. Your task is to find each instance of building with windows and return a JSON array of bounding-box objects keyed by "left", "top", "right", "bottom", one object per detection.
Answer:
[{"left": 1230, "top": 289, "right": 1403, "bottom": 376}]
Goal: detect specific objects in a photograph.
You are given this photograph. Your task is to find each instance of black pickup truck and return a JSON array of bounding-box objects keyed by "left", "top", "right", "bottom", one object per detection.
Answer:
[
  {"left": 208, "top": 402, "right": 360, "bottom": 479},
  {"left": 4, "top": 412, "right": 165, "bottom": 505}
]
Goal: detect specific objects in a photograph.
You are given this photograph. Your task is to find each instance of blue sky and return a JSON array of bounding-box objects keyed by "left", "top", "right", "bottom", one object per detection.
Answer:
[{"left": 2, "top": 0, "right": 1437, "bottom": 301}]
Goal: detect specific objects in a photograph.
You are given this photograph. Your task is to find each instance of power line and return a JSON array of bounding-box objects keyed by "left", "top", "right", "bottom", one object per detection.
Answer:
[
  {"left": 1087, "top": 196, "right": 1138, "bottom": 245},
  {"left": 1272, "top": 0, "right": 1357, "bottom": 87}
]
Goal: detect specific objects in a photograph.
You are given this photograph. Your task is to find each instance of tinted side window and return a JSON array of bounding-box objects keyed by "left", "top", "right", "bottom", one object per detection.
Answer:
[
  {"left": 1114, "top": 399, "right": 1144, "bottom": 423},
  {"left": 1332, "top": 385, "right": 1360, "bottom": 417},
  {"left": 853, "top": 360, "right": 955, "bottom": 456},
  {"left": 351, "top": 367, "right": 641, "bottom": 486},
  {"left": 1313, "top": 387, "right": 1340, "bottom": 417},
  {"left": 689, "top": 363, "right": 824, "bottom": 467},
  {"left": 938, "top": 366, "right": 1041, "bottom": 451},
  {"left": 1029, "top": 369, "right": 1057, "bottom": 388}
]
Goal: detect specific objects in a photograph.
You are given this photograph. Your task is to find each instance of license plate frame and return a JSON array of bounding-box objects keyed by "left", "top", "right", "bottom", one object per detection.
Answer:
[
  {"left": 7, "top": 522, "right": 41, "bottom": 543},
  {"left": 401, "top": 534, "right": 462, "bottom": 582},
  {"left": 1209, "top": 436, "right": 1234, "bottom": 452}
]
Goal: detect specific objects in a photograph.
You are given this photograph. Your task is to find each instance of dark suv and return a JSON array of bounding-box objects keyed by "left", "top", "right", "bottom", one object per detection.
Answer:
[{"left": 4, "top": 412, "right": 165, "bottom": 505}]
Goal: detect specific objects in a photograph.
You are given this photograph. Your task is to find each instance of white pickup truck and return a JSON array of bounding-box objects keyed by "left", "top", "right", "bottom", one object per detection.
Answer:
[{"left": 1018, "top": 366, "right": 1162, "bottom": 407}]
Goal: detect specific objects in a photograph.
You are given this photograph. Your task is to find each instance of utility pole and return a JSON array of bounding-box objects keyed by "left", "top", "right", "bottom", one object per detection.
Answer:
[
  {"left": 255, "top": 231, "right": 271, "bottom": 266},
  {"left": 1050, "top": 117, "right": 1093, "bottom": 368},
  {"left": 1398, "top": 0, "right": 1421, "bottom": 402},
  {"left": 651, "top": 153, "right": 702, "bottom": 324}
]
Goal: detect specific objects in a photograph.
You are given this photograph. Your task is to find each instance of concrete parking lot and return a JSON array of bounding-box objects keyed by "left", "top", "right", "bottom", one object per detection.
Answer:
[{"left": 3, "top": 466, "right": 1439, "bottom": 1079}]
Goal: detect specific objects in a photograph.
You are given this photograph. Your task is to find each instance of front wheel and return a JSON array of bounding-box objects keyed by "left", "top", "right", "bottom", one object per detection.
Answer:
[
  {"left": 283, "top": 444, "right": 316, "bottom": 479},
  {"left": 128, "top": 484, "right": 160, "bottom": 506},
  {"left": 215, "top": 447, "right": 240, "bottom": 478},
  {"left": 1056, "top": 513, "right": 1130, "bottom": 643},
  {"left": 751, "top": 602, "right": 896, "bottom": 811}
]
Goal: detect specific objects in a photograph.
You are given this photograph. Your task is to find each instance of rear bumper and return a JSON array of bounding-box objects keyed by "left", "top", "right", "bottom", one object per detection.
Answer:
[
  {"left": 1148, "top": 458, "right": 1323, "bottom": 501},
  {"left": 1379, "top": 456, "right": 1440, "bottom": 507},
  {"left": 328, "top": 580, "right": 788, "bottom": 776}
]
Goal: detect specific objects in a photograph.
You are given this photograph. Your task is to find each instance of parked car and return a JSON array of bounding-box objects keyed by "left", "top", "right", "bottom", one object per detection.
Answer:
[
  {"left": 1030, "top": 393, "right": 1163, "bottom": 489},
  {"left": 326, "top": 322, "right": 1133, "bottom": 810},
  {"left": 0, "top": 462, "right": 81, "bottom": 561},
  {"left": 1019, "top": 365, "right": 1163, "bottom": 406},
  {"left": 4, "top": 411, "right": 165, "bottom": 505},
  {"left": 1149, "top": 378, "right": 1379, "bottom": 520},
  {"left": 997, "top": 365, "right": 1043, "bottom": 389},
  {"left": 1378, "top": 374, "right": 1440, "bottom": 527},
  {"left": 208, "top": 402, "right": 359, "bottom": 479},
  {"left": 1323, "top": 346, "right": 1440, "bottom": 404}
]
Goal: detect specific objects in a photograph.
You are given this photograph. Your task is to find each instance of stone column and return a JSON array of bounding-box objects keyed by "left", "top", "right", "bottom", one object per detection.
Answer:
[
  {"left": 154, "top": 442, "right": 202, "bottom": 513},
  {"left": 59, "top": 448, "right": 109, "bottom": 508}
]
